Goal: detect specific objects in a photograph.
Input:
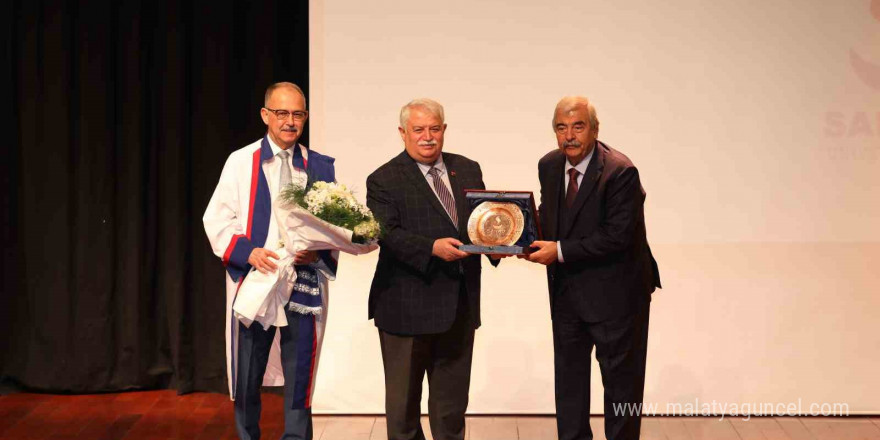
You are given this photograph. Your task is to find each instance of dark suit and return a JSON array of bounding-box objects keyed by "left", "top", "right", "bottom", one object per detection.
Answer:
[
  {"left": 367, "top": 151, "right": 492, "bottom": 440},
  {"left": 538, "top": 141, "right": 661, "bottom": 440}
]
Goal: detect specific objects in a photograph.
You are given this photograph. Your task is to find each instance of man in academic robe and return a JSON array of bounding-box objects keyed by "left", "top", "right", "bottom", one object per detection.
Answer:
[{"left": 204, "top": 82, "right": 338, "bottom": 440}]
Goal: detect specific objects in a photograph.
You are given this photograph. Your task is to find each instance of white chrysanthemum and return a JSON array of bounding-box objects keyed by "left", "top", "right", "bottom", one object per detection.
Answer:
[
  {"left": 353, "top": 219, "right": 381, "bottom": 239},
  {"left": 304, "top": 182, "right": 352, "bottom": 213},
  {"left": 297, "top": 182, "right": 380, "bottom": 240},
  {"left": 304, "top": 189, "right": 328, "bottom": 213}
]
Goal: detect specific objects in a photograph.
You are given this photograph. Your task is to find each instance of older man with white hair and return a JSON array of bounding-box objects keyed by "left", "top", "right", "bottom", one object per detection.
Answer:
[
  {"left": 366, "top": 98, "right": 498, "bottom": 440},
  {"left": 524, "top": 96, "right": 661, "bottom": 440}
]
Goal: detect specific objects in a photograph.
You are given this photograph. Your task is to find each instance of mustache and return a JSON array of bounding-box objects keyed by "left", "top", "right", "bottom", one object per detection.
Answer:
[
  {"left": 281, "top": 126, "right": 298, "bottom": 133},
  {"left": 418, "top": 141, "right": 437, "bottom": 147},
  {"left": 563, "top": 140, "right": 581, "bottom": 148}
]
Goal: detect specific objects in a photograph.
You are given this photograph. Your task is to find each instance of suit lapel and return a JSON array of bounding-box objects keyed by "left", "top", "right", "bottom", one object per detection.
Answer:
[
  {"left": 545, "top": 153, "right": 565, "bottom": 241},
  {"left": 444, "top": 153, "right": 467, "bottom": 232},
  {"left": 397, "top": 152, "right": 459, "bottom": 230},
  {"left": 561, "top": 141, "right": 604, "bottom": 238}
]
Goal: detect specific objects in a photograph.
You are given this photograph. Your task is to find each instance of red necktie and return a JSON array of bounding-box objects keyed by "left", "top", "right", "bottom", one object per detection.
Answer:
[{"left": 566, "top": 168, "right": 580, "bottom": 208}]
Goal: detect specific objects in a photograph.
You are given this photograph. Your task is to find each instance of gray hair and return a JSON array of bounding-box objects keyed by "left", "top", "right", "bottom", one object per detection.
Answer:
[
  {"left": 264, "top": 82, "right": 306, "bottom": 107},
  {"left": 399, "top": 98, "right": 445, "bottom": 130},
  {"left": 553, "top": 96, "right": 599, "bottom": 133}
]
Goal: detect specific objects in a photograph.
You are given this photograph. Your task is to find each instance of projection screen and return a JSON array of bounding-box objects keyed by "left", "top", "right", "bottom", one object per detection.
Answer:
[{"left": 307, "top": 0, "right": 880, "bottom": 414}]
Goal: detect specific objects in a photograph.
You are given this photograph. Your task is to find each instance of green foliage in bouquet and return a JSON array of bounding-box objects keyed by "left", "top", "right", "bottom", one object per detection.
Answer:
[
  {"left": 280, "top": 184, "right": 309, "bottom": 211},
  {"left": 280, "top": 182, "right": 383, "bottom": 244}
]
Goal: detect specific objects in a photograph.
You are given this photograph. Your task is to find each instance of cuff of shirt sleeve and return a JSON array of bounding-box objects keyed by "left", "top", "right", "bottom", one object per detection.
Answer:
[
  {"left": 557, "top": 241, "right": 564, "bottom": 263},
  {"left": 224, "top": 235, "right": 255, "bottom": 277}
]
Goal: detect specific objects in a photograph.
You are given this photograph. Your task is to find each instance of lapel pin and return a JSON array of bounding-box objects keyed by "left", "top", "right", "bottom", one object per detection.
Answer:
[{"left": 450, "top": 171, "right": 456, "bottom": 177}]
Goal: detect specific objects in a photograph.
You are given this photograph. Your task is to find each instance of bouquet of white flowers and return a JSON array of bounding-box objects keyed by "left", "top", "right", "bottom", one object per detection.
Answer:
[
  {"left": 279, "top": 181, "right": 382, "bottom": 244},
  {"left": 232, "top": 181, "right": 379, "bottom": 329}
]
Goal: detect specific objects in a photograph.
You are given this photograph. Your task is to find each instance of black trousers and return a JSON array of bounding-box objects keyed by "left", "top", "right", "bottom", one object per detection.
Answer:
[
  {"left": 378, "top": 300, "right": 475, "bottom": 440},
  {"left": 552, "top": 289, "right": 650, "bottom": 440}
]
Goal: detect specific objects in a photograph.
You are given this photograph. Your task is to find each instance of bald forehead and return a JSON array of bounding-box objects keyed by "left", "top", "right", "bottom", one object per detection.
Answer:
[
  {"left": 271, "top": 85, "right": 302, "bottom": 100},
  {"left": 265, "top": 84, "right": 305, "bottom": 106}
]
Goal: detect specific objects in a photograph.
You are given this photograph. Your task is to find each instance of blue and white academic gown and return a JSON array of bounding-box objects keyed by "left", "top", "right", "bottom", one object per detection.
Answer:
[{"left": 203, "top": 135, "right": 338, "bottom": 401}]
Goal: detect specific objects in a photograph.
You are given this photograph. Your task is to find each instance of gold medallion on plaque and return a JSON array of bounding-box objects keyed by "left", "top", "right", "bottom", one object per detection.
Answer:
[{"left": 466, "top": 202, "right": 525, "bottom": 246}]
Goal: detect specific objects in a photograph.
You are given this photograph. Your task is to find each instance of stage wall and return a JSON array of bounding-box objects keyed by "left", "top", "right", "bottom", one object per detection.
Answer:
[{"left": 307, "top": 0, "right": 880, "bottom": 414}]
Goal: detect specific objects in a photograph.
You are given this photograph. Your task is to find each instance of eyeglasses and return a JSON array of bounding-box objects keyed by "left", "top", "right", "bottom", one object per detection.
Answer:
[
  {"left": 264, "top": 107, "right": 308, "bottom": 121},
  {"left": 555, "top": 122, "right": 588, "bottom": 135}
]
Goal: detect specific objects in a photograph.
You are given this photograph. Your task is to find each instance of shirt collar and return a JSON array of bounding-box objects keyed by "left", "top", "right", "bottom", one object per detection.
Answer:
[
  {"left": 416, "top": 155, "right": 447, "bottom": 177},
  {"left": 267, "top": 135, "right": 307, "bottom": 160},
  {"left": 564, "top": 142, "right": 595, "bottom": 176}
]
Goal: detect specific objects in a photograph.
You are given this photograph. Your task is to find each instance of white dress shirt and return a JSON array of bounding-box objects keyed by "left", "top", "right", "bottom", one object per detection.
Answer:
[
  {"left": 265, "top": 138, "right": 309, "bottom": 249},
  {"left": 557, "top": 147, "right": 594, "bottom": 262}
]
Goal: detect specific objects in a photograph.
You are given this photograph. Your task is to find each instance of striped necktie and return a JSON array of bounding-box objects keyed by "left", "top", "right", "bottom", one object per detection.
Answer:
[{"left": 427, "top": 166, "right": 458, "bottom": 226}]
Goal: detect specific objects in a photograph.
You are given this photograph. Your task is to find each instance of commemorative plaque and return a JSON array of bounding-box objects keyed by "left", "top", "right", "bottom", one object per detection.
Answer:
[{"left": 458, "top": 190, "right": 542, "bottom": 255}]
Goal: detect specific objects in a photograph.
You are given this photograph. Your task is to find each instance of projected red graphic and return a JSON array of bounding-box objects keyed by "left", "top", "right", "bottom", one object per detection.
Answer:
[{"left": 850, "top": 0, "right": 880, "bottom": 91}]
